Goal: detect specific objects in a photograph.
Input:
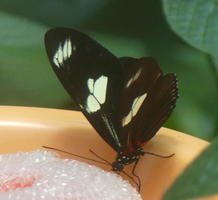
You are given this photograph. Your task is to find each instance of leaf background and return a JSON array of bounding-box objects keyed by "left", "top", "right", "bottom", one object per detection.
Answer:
[{"left": 162, "top": 0, "right": 218, "bottom": 199}]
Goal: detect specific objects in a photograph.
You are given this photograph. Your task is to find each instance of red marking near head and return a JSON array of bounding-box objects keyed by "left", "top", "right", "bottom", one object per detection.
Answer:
[
  {"left": 128, "top": 144, "right": 134, "bottom": 152},
  {"left": 140, "top": 141, "right": 147, "bottom": 147},
  {"left": 128, "top": 141, "right": 147, "bottom": 151}
]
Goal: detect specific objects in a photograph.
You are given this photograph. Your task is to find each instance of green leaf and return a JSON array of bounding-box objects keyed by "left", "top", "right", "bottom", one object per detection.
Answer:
[
  {"left": 156, "top": 44, "right": 217, "bottom": 140},
  {"left": 210, "top": 55, "right": 218, "bottom": 78},
  {"left": 162, "top": 0, "right": 218, "bottom": 55},
  {"left": 0, "top": 11, "right": 45, "bottom": 47},
  {"left": 0, "top": 0, "right": 109, "bottom": 27},
  {"left": 164, "top": 137, "right": 218, "bottom": 200},
  {"left": 89, "top": 32, "right": 148, "bottom": 58},
  {"left": 161, "top": 0, "right": 218, "bottom": 139},
  {"left": 0, "top": 12, "right": 71, "bottom": 107}
]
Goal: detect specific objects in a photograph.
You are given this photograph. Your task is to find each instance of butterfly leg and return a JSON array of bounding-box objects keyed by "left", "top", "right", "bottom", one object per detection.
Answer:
[
  {"left": 121, "top": 170, "right": 140, "bottom": 191},
  {"left": 131, "top": 159, "right": 141, "bottom": 191}
]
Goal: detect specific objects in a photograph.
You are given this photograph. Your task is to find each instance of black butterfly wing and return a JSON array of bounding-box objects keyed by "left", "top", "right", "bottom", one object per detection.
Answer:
[
  {"left": 119, "top": 57, "right": 137, "bottom": 67},
  {"left": 44, "top": 27, "right": 126, "bottom": 151},
  {"left": 118, "top": 57, "right": 178, "bottom": 149}
]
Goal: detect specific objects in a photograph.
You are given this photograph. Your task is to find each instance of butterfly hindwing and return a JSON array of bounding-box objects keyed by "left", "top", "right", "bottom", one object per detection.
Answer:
[
  {"left": 118, "top": 57, "right": 178, "bottom": 149},
  {"left": 45, "top": 27, "right": 126, "bottom": 151}
]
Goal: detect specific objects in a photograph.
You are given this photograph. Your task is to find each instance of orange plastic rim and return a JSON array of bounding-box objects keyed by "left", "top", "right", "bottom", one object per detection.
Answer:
[{"left": 0, "top": 106, "right": 213, "bottom": 200}]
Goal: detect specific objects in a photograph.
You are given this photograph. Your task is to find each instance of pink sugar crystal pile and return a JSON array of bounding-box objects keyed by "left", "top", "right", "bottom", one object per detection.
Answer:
[{"left": 0, "top": 150, "right": 142, "bottom": 200}]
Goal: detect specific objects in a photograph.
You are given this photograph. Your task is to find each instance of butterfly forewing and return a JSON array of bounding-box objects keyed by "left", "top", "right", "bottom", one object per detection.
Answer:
[{"left": 45, "top": 27, "right": 126, "bottom": 151}]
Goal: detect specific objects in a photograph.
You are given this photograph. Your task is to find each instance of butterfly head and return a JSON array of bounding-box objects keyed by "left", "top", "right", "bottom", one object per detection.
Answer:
[
  {"left": 111, "top": 147, "right": 144, "bottom": 171},
  {"left": 111, "top": 161, "right": 124, "bottom": 171}
]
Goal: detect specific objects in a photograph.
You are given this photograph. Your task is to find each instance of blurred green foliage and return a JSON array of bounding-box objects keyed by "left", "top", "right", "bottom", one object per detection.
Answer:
[
  {"left": 164, "top": 135, "right": 218, "bottom": 200},
  {"left": 1, "top": 1, "right": 218, "bottom": 199},
  {"left": 0, "top": 0, "right": 217, "bottom": 141}
]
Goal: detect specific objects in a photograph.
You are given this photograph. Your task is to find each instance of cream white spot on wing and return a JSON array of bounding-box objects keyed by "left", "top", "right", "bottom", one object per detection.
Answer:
[
  {"left": 63, "top": 39, "right": 69, "bottom": 60},
  {"left": 87, "top": 78, "right": 94, "bottom": 93},
  {"left": 53, "top": 53, "right": 59, "bottom": 67},
  {"left": 53, "top": 38, "right": 73, "bottom": 68},
  {"left": 53, "top": 43, "right": 63, "bottom": 68},
  {"left": 126, "top": 68, "right": 142, "bottom": 88},
  {"left": 132, "top": 93, "right": 147, "bottom": 116},
  {"left": 86, "top": 95, "right": 101, "bottom": 113},
  {"left": 86, "top": 75, "right": 108, "bottom": 113},
  {"left": 93, "top": 76, "right": 108, "bottom": 104},
  {"left": 122, "top": 92, "right": 147, "bottom": 127},
  {"left": 67, "top": 39, "right": 73, "bottom": 58},
  {"left": 122, "top": 112, "right": 132, "bottom": 127},
  {"left": 57, "top": 44, "right": 64, "bottom": 66},
  {"left": 63, "top": 38, "right": 73, "bottom": 60}
]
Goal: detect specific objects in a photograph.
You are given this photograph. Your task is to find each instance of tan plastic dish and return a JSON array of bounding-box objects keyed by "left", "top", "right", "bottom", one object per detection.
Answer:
[{"left": 0, "top": 106, "right": 215, "bottom": 200}]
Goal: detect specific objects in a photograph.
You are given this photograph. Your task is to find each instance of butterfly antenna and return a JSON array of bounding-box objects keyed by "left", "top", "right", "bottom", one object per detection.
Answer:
[
  {"left": 144, "top": 151, "right": 175, "bottom": 158},
  {"left": 42, "top": 146, "right": 109, "bottom": 166},
  {"left": 89, "top": 149, "right": 112, "bottom": 165}
]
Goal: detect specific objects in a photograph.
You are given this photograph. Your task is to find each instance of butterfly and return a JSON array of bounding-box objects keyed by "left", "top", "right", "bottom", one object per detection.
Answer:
[{"left": 44, "top": 27, "right": 178, "bottom": 189}]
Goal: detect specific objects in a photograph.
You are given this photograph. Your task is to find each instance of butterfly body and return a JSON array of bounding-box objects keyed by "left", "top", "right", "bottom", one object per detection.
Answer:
[{"left": 44, "top": 27, "right": 178, "bottom": 175}]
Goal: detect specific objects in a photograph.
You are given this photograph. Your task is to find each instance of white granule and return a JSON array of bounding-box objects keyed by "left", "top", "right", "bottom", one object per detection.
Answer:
[{"left": 0, "top": 150, "right": 142, "bottom": 200}]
